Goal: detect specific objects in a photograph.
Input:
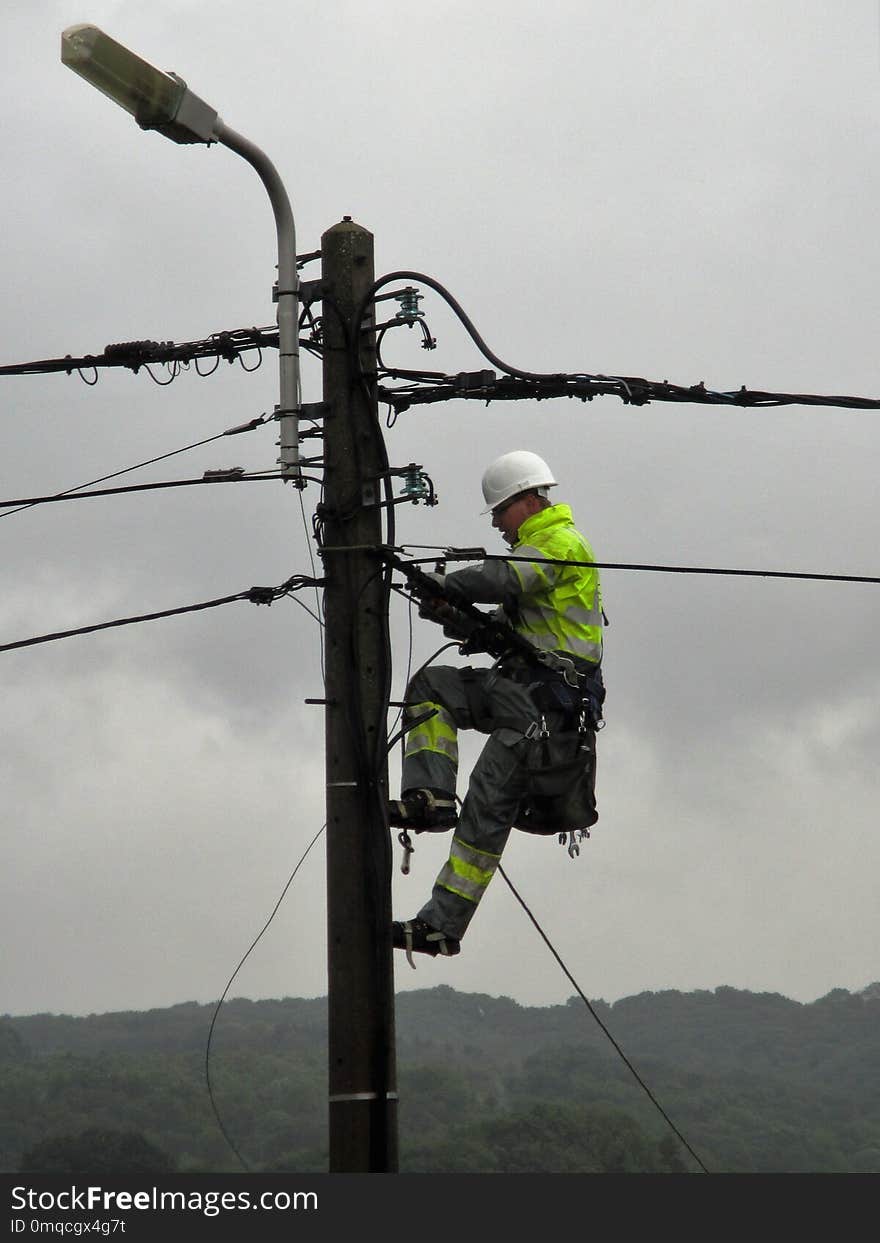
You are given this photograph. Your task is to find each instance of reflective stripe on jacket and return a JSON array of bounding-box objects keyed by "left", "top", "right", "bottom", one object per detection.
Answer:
[{"left": 445, "top": 503, "right": 603, "bottom": 666}]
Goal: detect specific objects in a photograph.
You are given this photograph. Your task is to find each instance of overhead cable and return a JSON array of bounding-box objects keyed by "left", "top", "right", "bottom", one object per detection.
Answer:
[
  {"left": 382, "top": 371, "right": 880, "bottom": 415},
  {"left": 0, "top": 414, "right": 277, "bottom": 521},
  {"left": 9, "top": 275, "right": 877, "bottom": 414},
  {"left": 499, "top": 863, "right": 710, "bottom": 1174},
  {"left": 403, "top": 549, "right": 880, "bottom": 587},
  {"left": 0, "top": 574, "right": 324, "bottom": 655},
  {"left": 0, "top": 472, "right": 291, "bottom": 512},
  {"left": 0, "top": 299, "right": 327, "bottom": 386},
  {"left": 205, "top": 822, "right": 327, "bottom": 1173},
  {"left": 0, "top": 327, "right": 280, "bottom": 381},
  {"left": 0, "top": 253, "right": 322, "bottom": 381},
  {"left": 361, "top": 270, "right": 880, "bottom": 415}
]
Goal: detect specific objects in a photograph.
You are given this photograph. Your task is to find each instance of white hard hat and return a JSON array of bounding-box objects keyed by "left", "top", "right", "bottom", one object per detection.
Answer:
[{"left": 480, "top": 450, "right": 557, "bottom": 513}]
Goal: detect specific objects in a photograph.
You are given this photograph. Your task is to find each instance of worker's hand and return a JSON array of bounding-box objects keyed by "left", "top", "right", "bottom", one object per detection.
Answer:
[
  {"left": 418, "top": 595, "right": 458, "bottom": 624},
  {"left": 415, "top": 569, "right": 470, "bottom": 627},
  {"left": 424, "top": 571, "right": 470, "bottom": 609},
  {"left": 421, "top": 570, "right": 446, "bottom": 592}
]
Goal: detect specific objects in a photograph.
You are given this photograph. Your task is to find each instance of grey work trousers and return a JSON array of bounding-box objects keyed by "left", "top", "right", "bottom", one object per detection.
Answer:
[{"left": 401, "top": 664, "right": 558, "bottom": 941}]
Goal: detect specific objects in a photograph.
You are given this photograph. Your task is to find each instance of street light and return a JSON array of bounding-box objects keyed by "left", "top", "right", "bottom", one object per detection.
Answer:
[{"left": 61, "top": 24, "right": 301, "bottom": 477}]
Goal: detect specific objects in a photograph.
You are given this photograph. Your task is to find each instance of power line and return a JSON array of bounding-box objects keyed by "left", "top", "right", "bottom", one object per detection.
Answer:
[
  {"left": 0, "top": 258, "right": 324, "bottom": 382},
  {"left": 383, "top": 370, "right": 880, "bottom": 415},
  {"left": 0, "top": 306, "right": 327, "bottom": 385},
  {"left": 499, "top": 863, "right": 711, "bottom": 1174},
  {"left": 8, "top": 272, "right": 879, "bottom": 418},
  {"left": 0, "top": 472, "right": 291, "bottom": 512},
  {"left": 205, "top": 822, "right": 327, "bottom": 1173},
  {"left": 0, "top": 327, "right": 279, "bottom": 380},
  {"left": 358, "top": 270, "right": 880, "bottom": 415},
  {"left": 1, "top": 432, "right": 226, "bottom": 520},
  {"left": 0, "top": 574, "right": 323, "bottom": 655},
  {"left": 401, "top": 548, "right": 880, "bottom": 587},
  {"left": 0, "top": 414, "right": 279, "bottom": 521}
]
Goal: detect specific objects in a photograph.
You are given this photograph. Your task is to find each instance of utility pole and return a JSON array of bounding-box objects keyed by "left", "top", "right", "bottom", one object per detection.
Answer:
[{"left": 320, "top": 218, "right": 398, "bottom": 1172}]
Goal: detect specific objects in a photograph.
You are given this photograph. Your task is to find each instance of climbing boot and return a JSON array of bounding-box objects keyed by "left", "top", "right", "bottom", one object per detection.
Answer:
[
  {"left": 387, "top": 788, "right": 457, "bottom": 832},
  {"left": 393, "top": 918, "right": 461, "bottom": 969}
]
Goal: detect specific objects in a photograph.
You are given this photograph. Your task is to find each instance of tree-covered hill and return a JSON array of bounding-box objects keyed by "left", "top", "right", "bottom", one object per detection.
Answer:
[{"left": 2, "top": 983, "right": 878, "bottom": 1174}]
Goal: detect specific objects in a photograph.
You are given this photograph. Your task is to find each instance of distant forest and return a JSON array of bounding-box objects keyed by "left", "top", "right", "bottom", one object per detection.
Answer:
[{"left": 2, "top": 983, "right": 879, "bottom": 1174}]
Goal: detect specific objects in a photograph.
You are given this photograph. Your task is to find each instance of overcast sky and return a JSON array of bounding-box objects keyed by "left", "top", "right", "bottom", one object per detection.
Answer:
[{"left": 2, "top": 0, "right": 879, "bottom": 1020}]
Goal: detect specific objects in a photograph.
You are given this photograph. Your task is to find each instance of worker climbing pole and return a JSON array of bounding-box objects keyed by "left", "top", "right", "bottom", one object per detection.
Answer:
[{"left": 385, "top": 452, "right": 606, "bottom": 965}]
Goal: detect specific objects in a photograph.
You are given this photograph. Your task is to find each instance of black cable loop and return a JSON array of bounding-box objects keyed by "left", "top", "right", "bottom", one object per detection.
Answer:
[
  {"left": 143, "top": 361, "right": 178, "bottom": 386},
  {"left": 375, "top": 321, "right": 447, "bottom": 382},
  {"left": 194, "top": 354, "right": 221, "bottom": 377},
  {"left": 354, "top": 270, "right": 571, "bottom": 383}
]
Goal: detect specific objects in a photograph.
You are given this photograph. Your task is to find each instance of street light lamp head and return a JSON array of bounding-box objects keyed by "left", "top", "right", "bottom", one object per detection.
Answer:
[
  {"left": 59, "top": 23, "right": 300, "bottom": 471},
  {"left": 60, "top": 24, "right": 218, "bottom": 144}
]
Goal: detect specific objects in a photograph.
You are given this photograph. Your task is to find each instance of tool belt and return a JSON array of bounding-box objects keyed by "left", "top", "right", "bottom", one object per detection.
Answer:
[{"left": 500, "top": 654, "right": 605, "bottom": 732}]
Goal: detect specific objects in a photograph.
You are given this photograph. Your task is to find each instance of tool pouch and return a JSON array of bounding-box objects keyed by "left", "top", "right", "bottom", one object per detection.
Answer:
[{"left": 515, "top": 729, "right": 598, "bottom": 835}]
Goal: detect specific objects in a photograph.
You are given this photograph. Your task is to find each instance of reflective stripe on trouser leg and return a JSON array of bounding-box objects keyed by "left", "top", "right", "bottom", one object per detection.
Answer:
[
  {"left": 435, "top": 836, "right": 501, "bottom": 903},
  {"left": 402, "top": 699, "right": 458, "bottom": 795},
  {"left": 418, "top": 729, "right": 529, "bottom": 940},
  {"left": 403, "top": 701, "right": 458, "bottom": 765}
]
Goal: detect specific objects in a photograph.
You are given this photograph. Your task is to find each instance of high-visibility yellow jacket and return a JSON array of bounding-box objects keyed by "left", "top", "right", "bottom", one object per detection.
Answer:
[{"left": 444, "top": 503, "right": 603, "bottom": 666}]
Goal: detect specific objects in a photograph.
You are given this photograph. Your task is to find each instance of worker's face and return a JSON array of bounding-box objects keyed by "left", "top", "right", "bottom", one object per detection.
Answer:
[{"left": 491, "top": 493, "right": 533, "bottom": 546}]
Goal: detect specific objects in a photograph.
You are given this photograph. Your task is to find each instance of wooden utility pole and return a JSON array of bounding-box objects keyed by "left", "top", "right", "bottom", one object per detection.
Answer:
[{"left": 320, "top": 218, "right": 398, "bottom": 1172}]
